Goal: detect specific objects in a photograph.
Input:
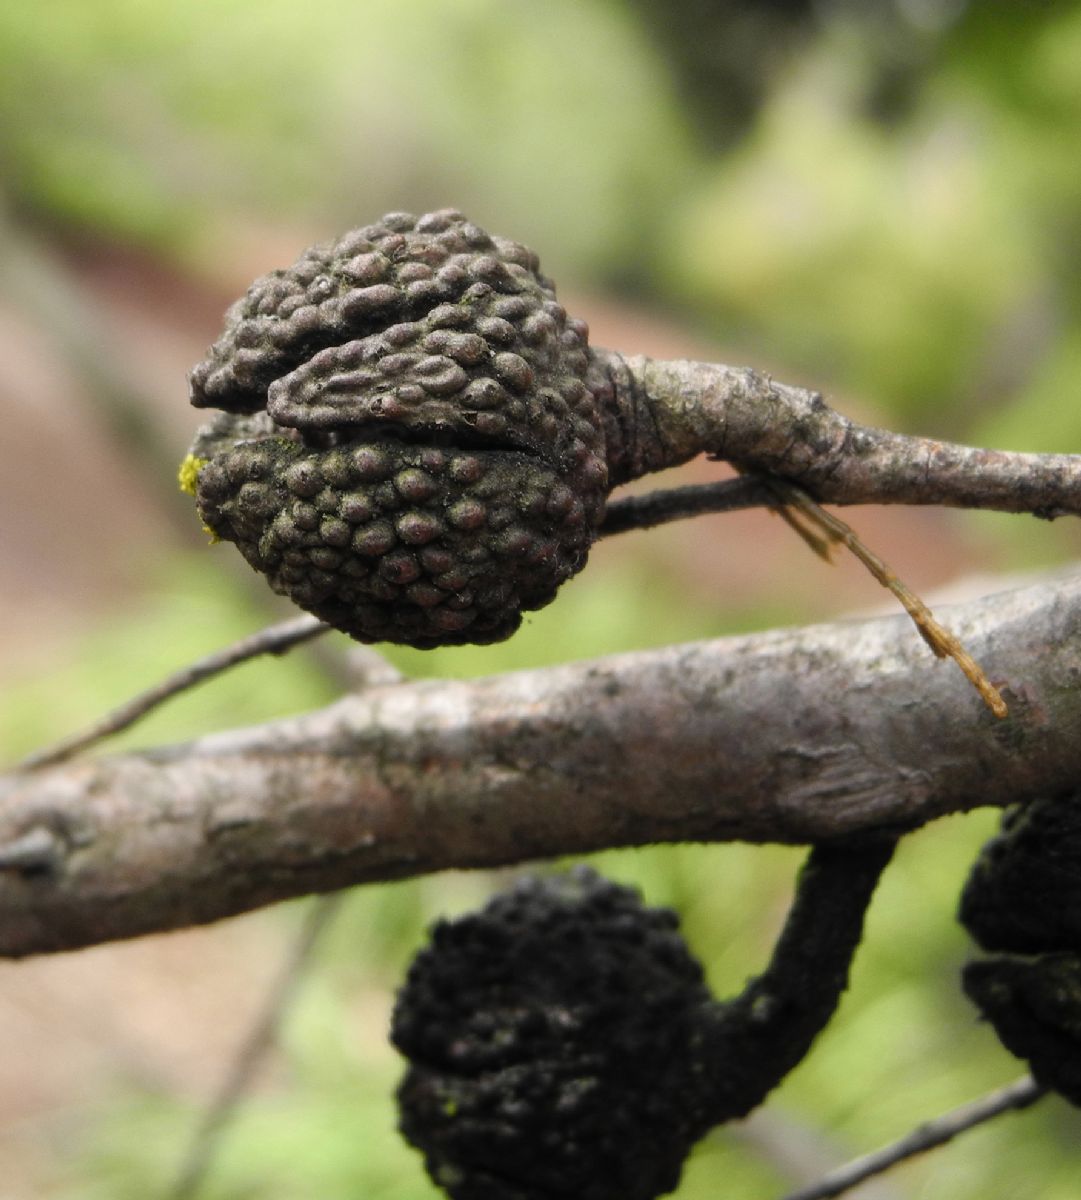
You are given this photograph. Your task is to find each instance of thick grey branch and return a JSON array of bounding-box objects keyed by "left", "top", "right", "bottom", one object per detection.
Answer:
[{"left": 3, "top": 572, "right": 1081, "bottom": 958}]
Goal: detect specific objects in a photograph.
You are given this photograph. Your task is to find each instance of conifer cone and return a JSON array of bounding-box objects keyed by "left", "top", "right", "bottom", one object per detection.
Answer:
[
  {"left": 960, "top": 794, "right": 1081, "bottom": 1106},
  {"left": 390, "top": 868, "right": 719, "bottom": 1200},
  {"left": 390, "top": 843, "right": 894, "bottom": 1199},
  {"left": 186, "top": 210, "right": 609, "bottom": 647}
]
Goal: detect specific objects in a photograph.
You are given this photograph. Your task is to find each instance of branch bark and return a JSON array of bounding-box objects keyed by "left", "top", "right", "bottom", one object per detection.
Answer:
[
  {"left": 2, "top": 571, "right": 1081, "bottom": 958},
  {"left": 615, "top": 355, "right": 1081, "bottom": 518}
]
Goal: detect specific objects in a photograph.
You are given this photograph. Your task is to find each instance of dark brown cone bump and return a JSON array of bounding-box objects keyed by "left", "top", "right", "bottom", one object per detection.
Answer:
[{"left": 187, "top": 210, "right": 609, "bottom": 647}]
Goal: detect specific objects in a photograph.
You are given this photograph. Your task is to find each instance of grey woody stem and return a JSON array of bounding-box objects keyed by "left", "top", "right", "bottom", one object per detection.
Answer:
[
  {"left": 3, "top": 571, "right": 1081, "bottom": 958},
  {"left": 701, "top": 838, "right": 898, "bottom": 1121},
  {"left": 781, "top": 1075, "right": 1046, "bottom": 1200},
  {"left": 612, "top": 354, "right": 1081, "bottom": 517}
]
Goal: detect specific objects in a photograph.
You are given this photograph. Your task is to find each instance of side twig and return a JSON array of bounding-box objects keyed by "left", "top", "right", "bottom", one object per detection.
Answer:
[
  {"left": 166, "top": 893, "right": 346, "bottom": 1200},
  {"left": 7, "top": 475, "right": 828, "bottom": 774},
  {"left": 779, "top": 1075, "right": 1046, "bottom": 1200},
  {"left": 600, "top": 476, "right": 772, "bottom": 534},
  {"left": 15, "top": 614, "right": 331, "bottom": 772}
]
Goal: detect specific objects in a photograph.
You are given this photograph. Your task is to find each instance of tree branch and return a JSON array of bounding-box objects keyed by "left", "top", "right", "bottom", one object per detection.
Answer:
[
  {"left": 2, "top": 571, "right": 1081, "bottom": 958},
  {"left": 16, "top": 614, "right": 331, "bottom": 772},
  {"left": 601, "top": 476, "right": 772, "bottom": 533},
  {"left": 780, "top": 1075, "right": 1046, "bottom": 1200},
  {"left": 166, "top": 893, "right": 345, "bottom": 1200},
  {"left": 617, "top": 355, "right": 1081, "bottom": 518}
]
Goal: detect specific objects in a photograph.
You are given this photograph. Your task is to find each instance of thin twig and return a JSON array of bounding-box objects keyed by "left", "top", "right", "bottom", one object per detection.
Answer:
[
  {"left": 166, "top": 893, "right": 346, "bottom": 1200},
  {"left": 779, "top": 1075, "right": 1047, "bottom": 1200},
  {"left": 732, "top": 1110, "right": 904, "bottom": 1200},
  {"left": 12, "top": 460, "right": 1013, "bottom": 774},
  {"left": 15, "top": 614, "right": 331, "bottom": 772},
  {"left": 599, "top": 477, "right": 773, "bottom": 535},
  {"left": 12, "top": 479, "right": 783, "bottom": 773},
  {"left": 764, "top": 479, "right": 1008, "bottom": 719}
]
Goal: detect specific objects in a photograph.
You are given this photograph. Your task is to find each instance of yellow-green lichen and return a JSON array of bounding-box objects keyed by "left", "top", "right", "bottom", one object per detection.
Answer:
[
  {"left": 177, "top": 454, "right": 207, "bottom": 497},
  {"left": 177, "top": 454, "right": 220, "bottom": 542}
]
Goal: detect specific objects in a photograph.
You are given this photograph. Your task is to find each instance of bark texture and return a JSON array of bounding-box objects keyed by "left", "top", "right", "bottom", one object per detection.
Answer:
[
  {"left": 617, "top": 355, "right": 1081, "bottom": 517},
  {"left": 2, "top": 572, "right": 1081, "bottom": 958}
]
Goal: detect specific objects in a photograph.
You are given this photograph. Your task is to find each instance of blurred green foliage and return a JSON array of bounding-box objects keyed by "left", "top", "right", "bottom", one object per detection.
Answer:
[
  {"left": 666, "top": 4, "right": 1081, "bottom": 433},
  {"left": 0, "top": 0, "right": 692, "bottom": 281},
  {"left": 3, "top": 1, "right": 1081, "bottom": 1197}
]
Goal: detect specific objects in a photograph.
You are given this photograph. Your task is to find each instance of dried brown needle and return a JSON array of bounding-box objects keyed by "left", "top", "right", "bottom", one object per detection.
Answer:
[{"left": 765, "top": 479, "right": 1008, "bottom": 720}]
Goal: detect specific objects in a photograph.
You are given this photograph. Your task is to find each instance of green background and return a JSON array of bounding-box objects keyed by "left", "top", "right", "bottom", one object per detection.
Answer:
[{"left": 2, "top": 2, "right": 1080, "bottom": 1197}]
